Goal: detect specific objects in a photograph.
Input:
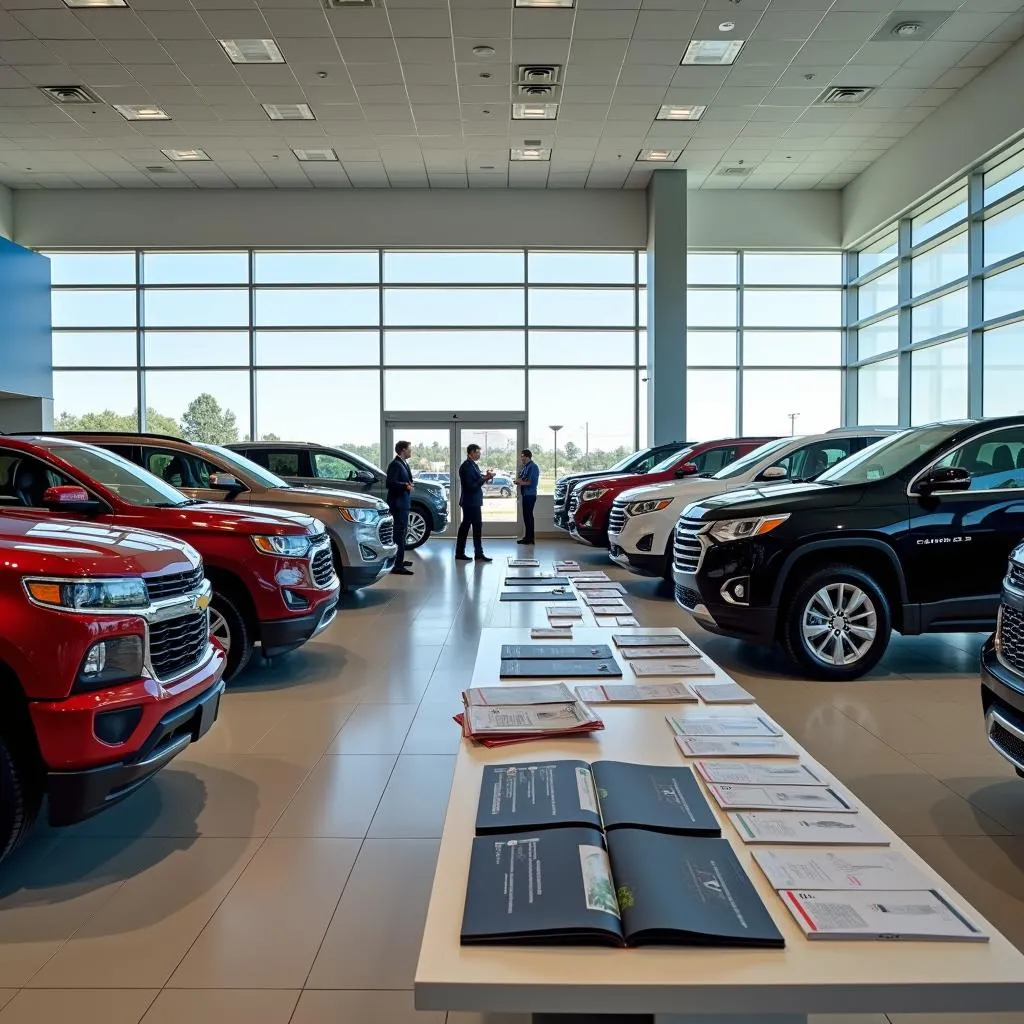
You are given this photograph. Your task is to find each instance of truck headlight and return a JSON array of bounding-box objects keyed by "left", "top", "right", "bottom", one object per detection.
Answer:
[
  {"left": 340, "top": 508, "right": 381, "bottom": 524},
  {"left": 24, "top": 577, "right": 149, "bottom": 610},
  {"left": 579, "top": 487, "right": 609, "bottom": 502},
  {"left": 76, "top": 635, "right": 145, "bottom": 689},
  {"left": 708, "top": 514, "right": 789, "bottom": 544},
  {"left": 626, "top": 499, "right": 672, "bottom": 516},
  {"left": 252, "top": 534, "right": 311, "bottom": 557}
]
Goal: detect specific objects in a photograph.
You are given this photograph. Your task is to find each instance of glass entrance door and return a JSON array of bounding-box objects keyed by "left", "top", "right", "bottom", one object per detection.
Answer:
[{"left": 384, "top": 414, "right": 524, "bottom": 538}]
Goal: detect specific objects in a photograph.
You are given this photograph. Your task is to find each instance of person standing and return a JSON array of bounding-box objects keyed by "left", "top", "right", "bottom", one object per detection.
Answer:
[
  {"left": 456, "top": 443, "right": 493, "bottom": 562},
  {"left": 515, "top": 448, "right": 540, "bottom": 545},
  {"left": 386, "top": 440, "right": 415, "bottom": 576}
]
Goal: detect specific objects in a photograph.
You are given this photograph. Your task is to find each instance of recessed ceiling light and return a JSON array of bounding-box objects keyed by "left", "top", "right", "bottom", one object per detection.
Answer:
[
  {"left": 681, "top": 39, "right": 744, "bottom": 65},
  {"left": 472, "top": 45, "right": 495, "bottom": 56},
  {"left": 718, "top": 21, "right": 735, "bottom": 31},
  {"left": 293, "top": 147, "right": 337, "bottom": 161},
  {"left": 512, "top": 102, "right": 558, "bottom": 119},
  {"left": 511, "top": 147, "right": 551, "bottom": 161},
  {"left": 62, "top": 0, "right": 128, "bottom": 6},
  {"left": 514, "top": 0, "right": 574, "bottom": 6},
  {"left": 637, "top": 148, "right": 681, "bottom": 162},
  {"left": 262, "top": 103, "right": 315, "bottom": 120},
  {"left": 219, "top": 39, "right": 285, "bottom": 64},
  {"left": 114, "top": 103, "right": 170, "bottom": 121},
  {"left": 161, "top": 148, "right": 210, "bottom": 161},
  {"left": 656, "top": 104, "right": 705, "bottom": 121},
  {"left": 891, "top": 20, "right": 922, "bottom": 36}
]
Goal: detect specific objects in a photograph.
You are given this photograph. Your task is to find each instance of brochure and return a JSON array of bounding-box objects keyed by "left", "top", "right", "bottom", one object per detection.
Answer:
[
  {"left": 547, "top": 605, "right": 583, "bottom": 618},
  {"left": 500, "top": 643, "right": 613, "bottom": 661},
  {"left": 502, "top": 658, "right": 623, "bottom": 679},
  {"left": 730, "top": 811, "right": 889, "bottom": 846},
  {"left": 621, "top": 646, "right": 703, "bottom": 660},
  {"left": 465, "top": 702, "right": 601, "bottom": 736},
  {"left": 575, "top": 582, "right": 626, "bottom": 593},
  {"left": 707, "top": 784, "right": 856, "bottom": 813},
  {"left": 613, "top": 634, "right": 690, "bottom": 648},
  {"left": 632, "top": 659, "right": 716, "bottom": 678},
  {"left": 508, "top": 558, "right": 540, "bottom": 567},
  {"left": 461, "top": 827, "right": 784, "bottom": 948},
  {"left": 476, "top": 760, "right": 720, "bottom": 837},
  {"left": 668, "top": 713, "right": 783, "bottom": 738},
  {"left": 549, "top": 618, "right": 579, "bottom": 629},
  {"left": 576, "top": 682, "right": 698, "bottom": 704},
  {"left": 502, "top": 590, "right": 576, "bottom": 602},
  {"left": 505, "top": 576, "right": 571, "bottom": 586},
  {"left": 677, "top": 736, "right": 799, "bottom": 758},
  {"left": 779, "top": 888, "right": 987, "bottom": 942},
  {"left": 695, "top": 761, "right": 825, "bottom": 786},
  {"left": 692, "top": 682, "right": 755, "bottom": 704},
  {"left": 583, "top": 599, "right": 630, "bottom": 611},
  {"left": 753, "top": 849, "right": 930, "bottom": 891},
  {"left": 531, "top": 627, "right": 573, "bottom": 639},
  {"left": 615, "top": 616, "right": 640, "bottom": 626},
  {"left": 464, "top": 683, "right": 576, "bottom": 706}
]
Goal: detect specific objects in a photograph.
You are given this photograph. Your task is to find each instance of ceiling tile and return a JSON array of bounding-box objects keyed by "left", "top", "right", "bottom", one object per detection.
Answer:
[
  {"left": 512, "top": 8, "right": 573, "bottom": 38},
  {"left": 753, "top": 12, "right": 826, "bottom": 41},
  {"left": 75, "top": 11, "right": 157, "bottom": 40},
  {"left": 449, "top": 9, "right": 510, "bottom": 38}
]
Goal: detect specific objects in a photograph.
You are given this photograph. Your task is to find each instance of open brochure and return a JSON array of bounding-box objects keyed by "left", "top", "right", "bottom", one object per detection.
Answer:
[
  {"left": 730, "top": 811, "right": 889, "bottom": 845},
  {"left": 464, "top": 683, "right": 576, "bottom": 706},
  {"left": 753, "top": 849, "right": 929, "bottom": 891},
  {"left": 707, "top": 783, "right": 857, "bottom": 813},
  {"left": 461, "top": 827, "right": 783, "bottom": 949},
  {"left": 668, "top": 712, "right": 783, "bottom": 738},
  {"left": 476, "top": 760, "right": 719, "bottom": 837},
  {"left": 695, "top": 761, "right": 824, "bottom": 786},
  {"left": 577, "top": 682, "right": 698, "bottom": 704},
  {"left": 632, "top": 659, "right": 715, "bottom": 678},
  {"left": 780, "top": 888, "right": 987, "bottom": 942},
  {"left": 677, "top": 736, "right": 799, "bottom": 758},
  {"left": 692, "top": 682, "right": 755, "bottom": 704}
]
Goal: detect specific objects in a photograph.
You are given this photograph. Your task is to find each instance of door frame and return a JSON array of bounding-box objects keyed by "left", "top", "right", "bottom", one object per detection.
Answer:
[{"left": 383, "top": 411, "right": 526, "bottom": 538}]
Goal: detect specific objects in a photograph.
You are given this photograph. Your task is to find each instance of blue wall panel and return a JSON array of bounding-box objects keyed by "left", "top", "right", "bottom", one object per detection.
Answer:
[{"left": 0, "top": 237, "right": 51, "bottom": 399}]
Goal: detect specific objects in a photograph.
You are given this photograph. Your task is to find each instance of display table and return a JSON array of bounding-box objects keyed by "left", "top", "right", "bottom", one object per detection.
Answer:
[{"left": 415, "top": 627, "right": 1024, "bottom": 1023}]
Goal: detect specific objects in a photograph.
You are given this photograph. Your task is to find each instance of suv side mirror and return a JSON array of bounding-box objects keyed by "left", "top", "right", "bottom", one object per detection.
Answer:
[
  {"left": 208, "top": 472, "right": 242, "bottom": 493},
  {"left": 759, "top": 465, "right": 788, "bottom": 481},
  {"left": 917, "top": 466, "right": 971, "bottom": 496},
  {"left": 674, "top": 463, "right": 698, "bottom": 478},
  {"left": 42, "top": 485, "right": 99, "bottom": 513},
  {"left": 354, "top": 469, "right": 375, "bottom": 484}
]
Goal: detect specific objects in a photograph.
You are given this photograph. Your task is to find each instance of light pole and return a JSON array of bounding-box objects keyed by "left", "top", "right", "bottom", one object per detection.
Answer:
[
  {"left": 549, "top": 424, "right": 563, "bottom": 482},
  {"left": 788, "top": 412, "right": 799, "bottom": 436}
]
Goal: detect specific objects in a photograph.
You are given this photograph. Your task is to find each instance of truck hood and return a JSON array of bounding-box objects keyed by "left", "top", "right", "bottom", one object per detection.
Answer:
[
  {"left": 615, "top": 476, "right": 723, "bottom": 504},
  {"left": 683, "top": 481, "right": 867, "bottom": 520},
  {"left": 155, "top": 501, "right": 322, "bottom": 536},
  {"left": 0, "top": 513, "right": 200, "bottom": 578},
  {"left": 277, "top": 486, "right": 389, "bottom": 512},
  {"left": 558, "top": 469, "right": 632, "bottom": 489}
]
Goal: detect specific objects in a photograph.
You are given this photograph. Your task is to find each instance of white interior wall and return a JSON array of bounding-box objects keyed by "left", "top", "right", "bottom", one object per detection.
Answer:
[
  {"left": 843, "top": 35, "right": 1024, "bottom": 246},
  {"left": 0, "top": 185, "right": 12, "bottom": 240},
  {"left": 11, "top": 185, "right": 843, "bottom": 252}
]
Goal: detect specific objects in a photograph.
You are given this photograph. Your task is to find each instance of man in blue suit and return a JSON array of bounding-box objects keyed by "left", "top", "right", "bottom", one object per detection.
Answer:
[
  {"left": 456, "top": 443, "right": 494, "bottom": 562},
  {"left": 386, "top": 439, "right": 415, "bottom": 576}
]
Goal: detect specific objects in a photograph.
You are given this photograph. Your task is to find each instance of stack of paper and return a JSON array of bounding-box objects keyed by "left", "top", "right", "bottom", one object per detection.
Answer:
[
  {"left": 632, "top": 659, "right": 716, "bottom": 678},
  {"left": 576, "top": 681, "right": 698, "bottom": 704},
  {"left": 667, "top": 712, "right": 782, "bottom": 738},
  {"left": 531, "top": 626, "right": 574, "bottom": 639},
  {"left": 456, "top": 682, "right": 604, "bottom": 747},
  {"left": 677, "top": 736, "right": 799, "bottom": 758},
  {"left": 692, "top": 682, "right": 755, "bottom": 704},
  {"left": 547, "top": 605, "right": 583, "bottom": 619},
  {"left": 575, "top": 582, "right": 627, "bottom": 594},
  {"left": 613, "top": 633, "right": 691, "bottom": 649},
  {"left": 695, "top": 761, "right": 824, "bottom": 786},
  {"left": 729, "top": 811, "right": 889, "bottom": 846},
  {"left": 508, "top": 558, "right": 540, "bottom": 568},
  {"left": 706, "top": 783, "right": 857, "bottom": 813}
]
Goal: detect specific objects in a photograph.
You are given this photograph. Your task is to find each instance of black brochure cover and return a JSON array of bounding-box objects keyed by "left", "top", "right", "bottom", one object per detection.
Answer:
[
  {"left": 500, "top": 590, "right": 576, "bottom": 602},
  {"left": 500, "top": 658, "right": 623, "bottom": 678},
  {"left": 500, "top": 644, "right": 614, "bottom": 661},
  {"left": 504, "top": 576, "right": 571, "bottom": 586},
  {"left": 476, "top": 761, "right": 603, "bottom": 834}
]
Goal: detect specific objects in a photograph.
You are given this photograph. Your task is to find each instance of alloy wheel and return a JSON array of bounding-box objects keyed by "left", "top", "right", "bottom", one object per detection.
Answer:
[
  {"left": 801, "top": 582, "right": 877, "bottom": 667},
  {"left": 209, "top": 608, "right": 232, "bottom": 652},
  {"left": 406, "top": 511, "right": 427, "bottom": 546}
]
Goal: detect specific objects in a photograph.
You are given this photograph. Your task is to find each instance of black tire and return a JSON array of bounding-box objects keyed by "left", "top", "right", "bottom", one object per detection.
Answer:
[
  {"left": 405, "top": 505, "right": 432, "bottom": 550},
  {"left": 500, "top": 487, "right": 512, "bottom": 498},
  {"left": 209, "top": 589, "right": 253, "bottom": 681},
  {"left": 0, "top": 732, "right": 42, "bottom": 865},
  {"left": 781, "top": 564, "right": 891, "bottom": 681},
  {"left": 662, "top": 538, "right": 674, "bottom": 582}
]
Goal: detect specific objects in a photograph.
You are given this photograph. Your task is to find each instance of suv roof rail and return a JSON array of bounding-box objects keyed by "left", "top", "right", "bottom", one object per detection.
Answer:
[
  {"left": 825, "top": 425, "right": 898, "bottom": 433},
  {"left": 23, "top": 430, "right": 195, "bottom": 444}
]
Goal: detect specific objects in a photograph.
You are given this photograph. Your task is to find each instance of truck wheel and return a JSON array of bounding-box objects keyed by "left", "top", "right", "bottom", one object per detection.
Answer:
[
  {"left": 782, "top": 565, "right": 891, "bottom": 681},
  {"left": 0, "top": 733, "right": 42, "bottom": 864},
  {"left": 405, "top": 506, "right": 431, "bottom": 550},
  {"left": 209, "top": 590, "right": 253, "bottom": 681}
]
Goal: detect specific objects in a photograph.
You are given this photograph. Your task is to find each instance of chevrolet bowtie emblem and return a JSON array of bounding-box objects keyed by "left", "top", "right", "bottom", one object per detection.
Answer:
[{"left": 196, "top": 593, "right": 211, "bottom": 611}]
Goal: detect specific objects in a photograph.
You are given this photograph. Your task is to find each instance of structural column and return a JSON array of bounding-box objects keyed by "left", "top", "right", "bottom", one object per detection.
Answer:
[{"left": 645, "top": 169, "right": 687, "bottom": 445}]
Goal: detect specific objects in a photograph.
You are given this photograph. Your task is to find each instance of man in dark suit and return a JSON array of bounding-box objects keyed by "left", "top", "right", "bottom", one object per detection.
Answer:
[
  {"left": 385, "top": 440, "right": 415, "bottom": 576},
  {"left": 456, "top": 443, "right": 494, "bottom": 562}
]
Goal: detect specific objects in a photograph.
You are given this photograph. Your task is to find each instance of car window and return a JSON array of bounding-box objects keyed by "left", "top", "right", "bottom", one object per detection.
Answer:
[
  {"left": 45, "top": 445, "right": 188, "bottom": 506},
  {"left": 691, "top": 446, "right": 736, "bottom": 476},
  {"left": 817, "top": 424, "right": 965, "bottom": 485},
  {"left": 773, "top": 440, "right": 855, "bottom": 481},
  {"left": 713, "top": 437, "right": 795, "bottom": 480},
  {"left": 144, "top": 447, "right": 219, "bottom": 489},
  {"left": 933, "top": 427, "right": 1024, "bottom": 491},
  {"left": 267, "top": 452, "right": 301, "bottom": 476},
  {"left": 0, "top": 452, "right": 73, "bottom": 506},
  {"left": 315, "top": 452, "right": 361, "bottom": 481},
  {"left": 197, "top": 444, "right": 289, "bottom": 488},
  {"left": 241, "top": 448, "right": 271, "bottom": 469}
]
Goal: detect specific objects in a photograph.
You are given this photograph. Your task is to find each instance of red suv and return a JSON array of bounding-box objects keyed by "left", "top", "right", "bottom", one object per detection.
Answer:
[
  {"left": 567, "top": 437, "right": 777, "bottom": 548},
  {"left": 0, "top": 510, "right": 226, "bottom": 862},
  {"left": 0, "top": 437, "right": 340, "bottom": 680}
]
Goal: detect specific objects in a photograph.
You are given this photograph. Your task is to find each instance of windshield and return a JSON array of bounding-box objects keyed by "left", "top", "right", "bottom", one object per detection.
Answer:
[
  {"left": 649, "top": 446, "right": 693, "bottom": 474},
  {"left": 713, "top": 437, "right": 795, "bottom": 480},
  {"left": 816, "top": 424, "right": 966, "bottom": 485},
  {"left": 52, "top": 444, "right": 188, "bottom": 507},
  {"left": 198, "top": 444, "right": 289, "bottom": 489}
]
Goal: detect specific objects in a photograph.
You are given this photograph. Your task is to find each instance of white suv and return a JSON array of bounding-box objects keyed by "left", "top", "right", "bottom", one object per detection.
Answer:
[{"left": 607, "top": 429, "right": 893, "bottom": 581}]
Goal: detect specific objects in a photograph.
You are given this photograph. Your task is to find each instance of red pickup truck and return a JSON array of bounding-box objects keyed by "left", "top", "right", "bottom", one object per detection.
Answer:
[
  {"left": 0, "top": 510, "right": 226, "bottom": 862},
  {"left": 0, "top": 437, "right": 340, "bottom": 679}
]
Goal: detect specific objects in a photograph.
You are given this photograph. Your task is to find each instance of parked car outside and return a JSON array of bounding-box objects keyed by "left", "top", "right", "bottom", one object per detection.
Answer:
[
  {"left": 483, "top": 475, "right": 514, "bottom": 498},
  {"left": 417, "top": 471, "right": 450, "bottom": 487},
  {"left": 50, "top": 433, "right": 397, "bottom": 593},
  {"left": 229, "top": 442, "right": 448, "bottom": 550},
  {"left": 0, "top": 510, "right": 226, "bottom": 861},
  {"left": 2, "top": 436, "right": 339, "bottom": 680},
  {"left": 552, "top": 441, "right": 692, "bottom": 532},
  {"left": 672, "top": 417, "right": 1024, "bottom": 680},
  {"left": 981, "top": 544, "right": 1024, "bottom": 779},
  {"left": 567, "top": 437, "right": 775, "bottom": 549},
  {"left": 608, "top": 429, "right": 892, "bottom": 581}
]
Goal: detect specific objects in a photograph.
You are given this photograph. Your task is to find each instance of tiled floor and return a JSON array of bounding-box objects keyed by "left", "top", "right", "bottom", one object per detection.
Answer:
[{"left": 1, "top": 538, "right": 1023, "bottom": 1024}]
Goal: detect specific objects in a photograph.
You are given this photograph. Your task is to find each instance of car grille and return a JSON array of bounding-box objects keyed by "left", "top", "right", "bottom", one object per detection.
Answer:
[
  {"left": 554, "top": 482, "right": 568, "bottom": 509},
  {"left": 675, "top": 583, "right": 703, "bottom": 610},
  {"left": 310, "top": 540, "right": 335, "bottom": 588},
  {"left": 608, "top": 503, "right": 627, "bottom": 535},
  {"left": 989, "top": 717, "right": 1024, "bottom": 769},
  {"left": 150, "top": 611, "right": 209, "bottom": 681},
  {"left": 997, "top": 602, "right": 1024, "bottom": 673},
  {"left": 145, "top": 564, "right": 204, "bottom": 602},
  {"left": 673, "top": 518, "right": 705, "bottom": 574},
  {"left": 567, "top": 494, "right": 580, "bottom": 523},
  {"left": 1009, "top": 562, "right": 1024, "bottom": 590},
  {"left": 378, "top": 518, "right": 395, "bottom": 546}
]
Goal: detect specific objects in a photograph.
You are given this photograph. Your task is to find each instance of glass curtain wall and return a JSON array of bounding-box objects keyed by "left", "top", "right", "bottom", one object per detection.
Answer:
[
  {"left": 686, "top": 251, "right": 844, "bottom": 437},
  {"left": 849, "top": 141, "right": 1024, "bottom": 424},
  {"left": 48, "top": 250, "right": 646, "bottom": 482}
]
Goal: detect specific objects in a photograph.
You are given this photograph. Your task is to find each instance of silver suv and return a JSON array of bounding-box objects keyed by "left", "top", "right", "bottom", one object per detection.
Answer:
[{"left": 52, "top": 433, "right": 398, "bottom": 591}]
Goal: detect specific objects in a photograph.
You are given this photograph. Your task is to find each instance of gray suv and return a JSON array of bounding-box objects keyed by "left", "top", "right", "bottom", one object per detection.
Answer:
[
  {"left": 53, "top": 433, "right": 398, "bottom": 591},
  {"left": 229, "top": 442, "right": 449, "bottom": 550}
]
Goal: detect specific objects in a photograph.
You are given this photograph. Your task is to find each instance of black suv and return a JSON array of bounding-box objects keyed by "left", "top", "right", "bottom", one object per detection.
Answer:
[
  {"left": 672, "top": 418, "right": 1024, "bottom": 680},
  {"left": 981, "top": 545, "right": 1024, "bottom": 778},
  {"left": 553, "top": 441, "right": 690, "bottom": 531}
]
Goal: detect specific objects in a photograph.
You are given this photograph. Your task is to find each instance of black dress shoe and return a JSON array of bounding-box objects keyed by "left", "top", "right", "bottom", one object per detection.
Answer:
[
  {"left": 391, "top": 566, "right": 414, "bottom": 576},
  {"left": 455, "top": 553, "right": 472, "bottom": 561},
  {"left": 517, "top": 538, "right": 535, "bottom": 545},
  {"left": 403, "top": 560, "right": 413, "bottom": 567},
  {"left": 474, "top": 554, "right": 493, "bottom": 562}
]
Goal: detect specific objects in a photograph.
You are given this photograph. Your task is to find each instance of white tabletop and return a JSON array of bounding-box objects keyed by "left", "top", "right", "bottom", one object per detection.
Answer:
[{"left": 415, "top": 627, "right": 1024, "bottom": 1018}]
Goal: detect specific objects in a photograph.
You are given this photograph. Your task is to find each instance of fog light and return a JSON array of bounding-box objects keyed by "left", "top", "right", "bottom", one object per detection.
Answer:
[
  {"left": 283, "top": 589, "right": 309, "bottom": 610},
  {"left": 75, "top": 636, "right": 144, "bottom": 690},
  {"left": 360, "top": 544, "right": 378, "bottom": 560},
  {"left": 637, "top": 533, "right": 653, "bottom": 552},
  {"left": 94, "top": 706, "right": 144, "bottom": 745},
  {"left": 720, "top": 576, "right": 750, "bottom": 606}
]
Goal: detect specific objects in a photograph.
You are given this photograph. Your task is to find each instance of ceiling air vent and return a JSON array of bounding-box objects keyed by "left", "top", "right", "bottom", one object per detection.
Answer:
[
  {"left": 517, "top": 65, "right": 561, "bottom": 85},
  {"left": 323, "top": 0, "right": 374, "bottom": 7},
  {"left": 518, "top": 84, "right": 556, "bottom": 98},
  {"left": 719, "top": 166, "right": 752, "bottom": 176},
  {"left": 146, "top": 166, "right": 176, "bottom": 173},
  {"left": 40, "top": 85, "right": 102, "bottom": 104},
  {"left": 816, "top": 86, "right": 873, "bottom": 105}
]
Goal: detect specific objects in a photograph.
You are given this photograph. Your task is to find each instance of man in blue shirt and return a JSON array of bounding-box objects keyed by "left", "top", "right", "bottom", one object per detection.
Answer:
[{"left": 515, "top": 448, "right": 541, "bottom": 545}]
